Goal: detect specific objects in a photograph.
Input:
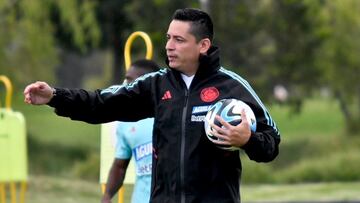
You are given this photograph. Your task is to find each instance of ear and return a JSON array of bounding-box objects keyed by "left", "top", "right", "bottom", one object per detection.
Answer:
[{"left": 199, "top": 38, "right": 211, "bottom": 54}]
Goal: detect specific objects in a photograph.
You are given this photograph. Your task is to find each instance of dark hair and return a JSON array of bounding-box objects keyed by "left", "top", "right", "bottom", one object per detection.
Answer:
[
  {"left": 131, "top": 59, "right": 160, "bottom": 74},
  {"left": 172, "top": 8, "right": 213, "bottom": 42}
]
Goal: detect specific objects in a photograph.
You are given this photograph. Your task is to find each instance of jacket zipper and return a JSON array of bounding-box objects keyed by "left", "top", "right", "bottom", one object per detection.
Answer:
[{"left": 180, "top": 89, "right": 189, "bottom": 203}]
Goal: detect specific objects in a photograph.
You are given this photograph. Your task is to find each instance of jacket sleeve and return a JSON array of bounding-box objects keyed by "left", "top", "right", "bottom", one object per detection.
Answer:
[
  {"left": 241, "top": 119, "right": 280, "bottom": 162},
  {"left": 237, "top": 81, "right": 281, "bottom": 162},
  {"left": 47, "top": 76, "right": 155, "bottom": 124}
]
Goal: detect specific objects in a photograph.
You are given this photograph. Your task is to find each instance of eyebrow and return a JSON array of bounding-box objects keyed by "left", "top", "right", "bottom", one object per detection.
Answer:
[{"left": 167, "top": 33, "right": 186, "bottom": 40}]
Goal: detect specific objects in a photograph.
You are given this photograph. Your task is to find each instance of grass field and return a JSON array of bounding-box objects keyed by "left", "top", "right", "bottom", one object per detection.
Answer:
[
  {"left": 242, "top": 182, "right": 360, "bottom": 202},
  {"left": 269, "top": 98, "right": 345, "bottom": 137},
  {"left": 16, "top": 104, "right": 101, "bottom": 150},
  {"left": 7, "top": 95, "right": 360, "bottom": 202},
  {"left": 19, "top": 176, "right": 360, "bottom": 203}
]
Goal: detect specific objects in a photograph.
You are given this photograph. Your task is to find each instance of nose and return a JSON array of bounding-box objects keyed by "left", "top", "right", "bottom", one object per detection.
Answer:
[{"left": 166, "top": 39, "right": 174, "bottom": 51}]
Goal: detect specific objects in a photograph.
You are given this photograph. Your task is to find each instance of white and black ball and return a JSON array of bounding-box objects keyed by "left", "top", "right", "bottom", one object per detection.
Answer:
[{"left": 204, "top": 98, "right": 257, "bottom": 151}]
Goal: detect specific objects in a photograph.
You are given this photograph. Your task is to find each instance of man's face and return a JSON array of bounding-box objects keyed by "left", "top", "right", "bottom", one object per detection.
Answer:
[{"left": 166, "top": 20, "right": 203, "bottom": 75}]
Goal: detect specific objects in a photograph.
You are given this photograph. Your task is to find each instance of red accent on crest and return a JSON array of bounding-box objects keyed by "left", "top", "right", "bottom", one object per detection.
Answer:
[{"left": 200, "top": 87, "right": 219, "bottom": 102}]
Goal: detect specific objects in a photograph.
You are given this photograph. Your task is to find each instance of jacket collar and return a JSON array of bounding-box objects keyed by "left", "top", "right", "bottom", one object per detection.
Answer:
[
  {"left": 197, "top": 45, "right": 220, "bottom": 76},
  {"left": 165, "top": 45, "right": 221, "bottom": 77}
]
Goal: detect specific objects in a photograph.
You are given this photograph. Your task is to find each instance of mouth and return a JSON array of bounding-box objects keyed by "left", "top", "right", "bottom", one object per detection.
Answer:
[{"left": 167, "top": 54, "right": 177, "bottom": 62}]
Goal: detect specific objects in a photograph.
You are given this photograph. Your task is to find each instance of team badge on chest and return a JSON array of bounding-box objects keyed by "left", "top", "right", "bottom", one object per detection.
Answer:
[{"left": 200, "top": 87, "right": 219, "bottom": 102}]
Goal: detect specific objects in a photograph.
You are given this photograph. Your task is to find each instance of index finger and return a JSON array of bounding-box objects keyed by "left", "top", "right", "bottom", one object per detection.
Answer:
[
  {"left": 215, "top": 115, "right": 233, "bottom": 129},
  {"left": 24, "top": 82, "right": 42, "bottom": 94},
  {"left": 24, "top": 84, "right": 35, "bottom": 95},
  {"left": 241, "top": 109, "right": 249, "bottom": 124}
]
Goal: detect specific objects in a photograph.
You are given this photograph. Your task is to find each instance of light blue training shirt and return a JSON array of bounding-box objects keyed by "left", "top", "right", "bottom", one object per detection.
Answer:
[{"left": 115, "top": 118, "right": 153, "bottom": 203}]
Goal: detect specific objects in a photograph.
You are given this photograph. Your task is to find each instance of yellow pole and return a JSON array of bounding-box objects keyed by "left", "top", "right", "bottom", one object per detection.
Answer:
[
  {"left": 10, "top": 183, "right": 16, "bottom": 203},
  {"left": 19, "top": 182, "right": 27, "bottom": 203},
  {"left": 0, "top": 183, "right": 5, "bottom": 203},
  {"left": 118, "top": 187, "right": 124, "bottom": 203},
  {"left": 0, "top": 75, "right": 13, "bottom": 110},
  {"left": 101, "top": 183, "right": 106, "bottom": 194},
  {"left": 124, "top": 31, "right": 153, "bottom": 69},
  {"left": 101, "top": 183, "right": 124, "bottom": 203}
]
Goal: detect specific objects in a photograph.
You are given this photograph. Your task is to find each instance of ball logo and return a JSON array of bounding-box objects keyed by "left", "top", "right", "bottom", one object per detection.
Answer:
[{"left": 200, "top": 87, "right": 219, "bottom": 102}]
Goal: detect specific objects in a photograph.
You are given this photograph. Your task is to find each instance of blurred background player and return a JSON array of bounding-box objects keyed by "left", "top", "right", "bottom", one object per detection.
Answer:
[{"left": 101, "top": 59, "right": 159, "bottom": 203}]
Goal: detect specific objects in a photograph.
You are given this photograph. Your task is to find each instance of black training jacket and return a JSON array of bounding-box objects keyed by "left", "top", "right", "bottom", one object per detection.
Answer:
[{"left": 48, "top": 46, "right": 280, "bottom": 203}]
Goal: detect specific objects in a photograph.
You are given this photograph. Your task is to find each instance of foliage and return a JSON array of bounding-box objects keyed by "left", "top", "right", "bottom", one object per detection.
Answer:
[
  {"left": 72, "top": 152, "right": 100, "bottom": 181},
  {"left": 315, "top": 0, "right": 360, "bottom": 132},
  {"left": 206, "top": 0, "right": 360, "bottom": 133},
  {"left": 94, "top": 0, "right": 132, "bottom": 84},
  {"left": 242, "top": 135, "right": 360, "bottom": 184},
  {"left": 124, "top": 0, "right": 197, "bottom": 67},
  {"left": 275, "top": 150, "right": 360, "bottom": 183},
  {"left": 52, "top": 0, "right": 101, "bottom": 52},
  {"left": 0, "top": 0, "right": 57, "bottom": 86},
  {"left": 210, "top": 0, "right": 274, "bottom": 94},
  {"left": 241, "top": 98, "right": 360, "bottom": 184},
  {"left": 0, "top": 0, "right": 100, "bottom": 87},
  {"left": 265, "top": 0, "right": 326, "bottom": 101},
  {"left": 27, "top": 135, "right": 88, "bottom": 175},
  {"left": 262, "top": 0, "right": 360, "bottom": 132}
]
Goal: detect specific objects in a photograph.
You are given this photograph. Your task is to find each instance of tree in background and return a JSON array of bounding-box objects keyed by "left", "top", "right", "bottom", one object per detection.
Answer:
[
  {"left": 208, "top": 0, "right": 275, "bottom": 99},
  {"left": 204, "top": 0, "right": 360, "bottom": 133},
  {"left": 0, "top": 0, "right": 100, "bottom": 88},
  {"left": 259, "top": 0, "right": 360, "bottom": 133},
  {"left": 0, "top": 0, "right": 58, "bottom": 87},
  {"left": 264, "top": 0, "right": 326, "bottom": 111},
  {"left": 95, "top": 0, "right": 131, "bottom": 84},
  {"left": 315, "top": 0, "right": 360, "bottom": 133},
  {"left": 197, "top": 0, "right": 324, "bottom": 108},
  {"left": 124, "top": 0, "right": 196, "bottom": 67}
]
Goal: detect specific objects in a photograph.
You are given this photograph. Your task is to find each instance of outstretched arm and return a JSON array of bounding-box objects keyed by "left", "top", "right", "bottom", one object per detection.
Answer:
[
  {"left": 23, "top": 76, "right": 155, "bottom": 124},
  {"left": 102, "top": 159, "right": 130, "bottom": 203}
]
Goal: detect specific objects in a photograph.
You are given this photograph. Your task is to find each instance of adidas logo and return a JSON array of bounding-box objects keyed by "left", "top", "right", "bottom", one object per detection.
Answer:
[{"left": 161, "top": 90, "right": 172, "bottom": 100}]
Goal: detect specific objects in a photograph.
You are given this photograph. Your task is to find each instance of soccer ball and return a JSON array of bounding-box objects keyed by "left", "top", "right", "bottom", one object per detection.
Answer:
[{"left": 204, "top": 98, "right": 257, "bottom": 151}]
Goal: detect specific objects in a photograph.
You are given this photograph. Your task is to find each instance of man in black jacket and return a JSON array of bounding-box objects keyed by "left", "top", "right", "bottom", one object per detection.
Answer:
[{"left": 24, "top": 8, "right": 280, "bottom": 203}]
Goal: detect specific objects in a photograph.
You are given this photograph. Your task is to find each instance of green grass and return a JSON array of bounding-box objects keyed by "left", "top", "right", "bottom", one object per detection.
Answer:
[
  {"left": 26, "top": 176, "right": 102, "bottom": 203},
  {"left": 269, "top": 98, "right": 345, "bottom": 137},
  {"left": 24, "top": 176, "right": 133, "bottom": 203},
  {"left": 242, "top": 182, "right": 360, "bottom": 202},
  {"left": 16, "top": 104, "right": 100, "bottom": 150},
  {"left": 240, "top": 98, "right": 360, "bottom": 184},
  {"left": 17, "top": 176, "right": 360, "bottom": 203}
]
